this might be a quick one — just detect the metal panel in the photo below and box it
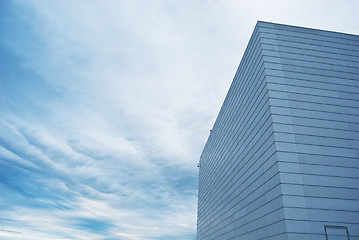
[197,21,359,240]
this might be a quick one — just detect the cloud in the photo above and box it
[0,116,197,239]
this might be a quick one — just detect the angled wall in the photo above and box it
[197,21,359,240]
[197,22,285,240]
[260,22,359,240]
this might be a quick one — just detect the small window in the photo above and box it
[324,225,350,240]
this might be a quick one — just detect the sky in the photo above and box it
[0,0,359,239]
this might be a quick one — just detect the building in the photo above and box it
[197,21,359,240]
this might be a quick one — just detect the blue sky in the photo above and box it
[0,0,358,239]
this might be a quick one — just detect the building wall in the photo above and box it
[197,23,287,240]
[197,21,359,240]
[260,22,359,240]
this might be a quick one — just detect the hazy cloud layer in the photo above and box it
[1,0,358,239]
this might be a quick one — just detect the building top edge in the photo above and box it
[256,20,359,39]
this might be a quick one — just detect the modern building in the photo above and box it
[197,21,359,240]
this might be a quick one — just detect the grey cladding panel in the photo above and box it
[197,21,359,240]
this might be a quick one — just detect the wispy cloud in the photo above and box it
[0,115,197,239]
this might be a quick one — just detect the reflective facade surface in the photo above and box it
[197,22,359,240]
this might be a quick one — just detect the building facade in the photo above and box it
[197,22,359,240]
